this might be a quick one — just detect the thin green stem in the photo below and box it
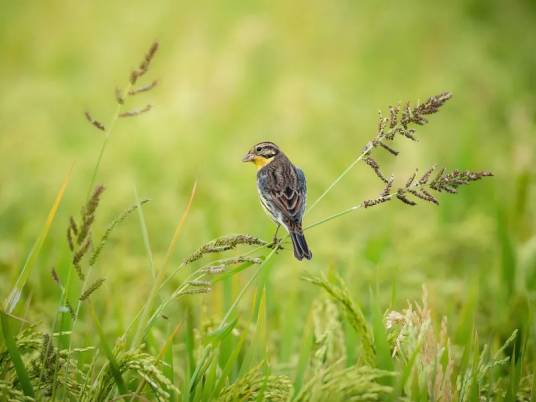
[304,205,363,232]
[160,242,270,291]
[212,192,397,332]
[131,181,197,349]
[140,244,269,338]
[213,201,373,330]
[123,241,271,341]
[306,147,370,215]
[134,185,155,280]
[85,84,131,200]
[217,247,278,329]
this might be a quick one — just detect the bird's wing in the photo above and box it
[259,166,306,226]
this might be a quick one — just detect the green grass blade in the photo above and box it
[240,288,267,376]
[132,322,182,401]
[497,207,516,297]
[199,354,219,402]
[292,311,313,397]
[505,341,522,402]
[302,272,375,366]
[4,167,72,313]
[213,335,246,397]
[369,288,394,372]
[391,338,422,400]
[88,302,128,396]
[163,322,181,402]
[132,181,197,348]
[0,310,35,398]
[530,358,536,402]
[207,317,238,344]
[134,185,155,280]
[220,273,234,369]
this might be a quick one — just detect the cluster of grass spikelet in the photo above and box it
[0,276,526,401]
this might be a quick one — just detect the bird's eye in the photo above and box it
[255,146,262,153]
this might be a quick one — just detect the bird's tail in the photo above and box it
[289,226,312,261]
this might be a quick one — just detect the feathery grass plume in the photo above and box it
[217,363,292,402]
[430,169,493,193]
[66,184,105,279]
[197,256,263,276]
[119,104,152,118]
[129,80,158,95]
[0,326,41,377]
[50,268,61,288]
[385,287,454,401]
[89,199,150,265]
[456,330,518,402]
[129,41,159,85]
[175,287,212,296]
[355,92,492,209]
[91,341,178,402]
[0,380,34,401]
[187,280,211,287]
[364,157,389,183]
[294,362,393,402]
[306,91,492,233]
[72,246,89,280]
[302,272,375,366]
[66,217,77,252]
[77,185,105,244]
[219,256,263,266]
[72,238,91,267]
[363,168,493,209]
[114,87,125,104]
[183,234,267,265]
[384,288,520,401]
[311,298,346,370]
[79,278,105,301]
[364,92,452,159]
[34,334,58,397]
[84,111,105,131]
[0,326,85,399]
[86,41,160,202]
[202,265,226,274]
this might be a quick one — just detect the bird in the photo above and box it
[242,141,312,261]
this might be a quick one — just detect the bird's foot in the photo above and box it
[268,237,284,252]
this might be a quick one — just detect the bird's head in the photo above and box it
[242,142,281,169]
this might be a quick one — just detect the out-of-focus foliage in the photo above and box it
[0,0,535,400]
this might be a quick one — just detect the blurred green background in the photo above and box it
[1,0,535,371]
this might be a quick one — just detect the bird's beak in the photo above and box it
[242,152,254,163]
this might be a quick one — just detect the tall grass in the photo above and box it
[0,39,533,402]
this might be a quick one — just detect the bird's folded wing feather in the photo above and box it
[259,167,306,224]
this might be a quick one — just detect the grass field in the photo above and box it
[1,0,536,400]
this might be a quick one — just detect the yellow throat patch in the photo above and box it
[253,156,274,170]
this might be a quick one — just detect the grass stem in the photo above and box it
[306,151,368,215]
[85,85,131,201]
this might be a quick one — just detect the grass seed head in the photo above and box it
[79,278,105,301]
[129,41,159,84]
[84,111,105,131]
[183,234,267,265]
[119,104,152,118]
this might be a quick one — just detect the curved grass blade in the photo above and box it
[4,167,72,313]
[88,302,128,396]
[131,321,182,401]
[134,185,155,279]
[132,181,197,348]
[302,272,376,366]
[0,311,35,398]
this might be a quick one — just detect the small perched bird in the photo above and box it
[242,142,312,260]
